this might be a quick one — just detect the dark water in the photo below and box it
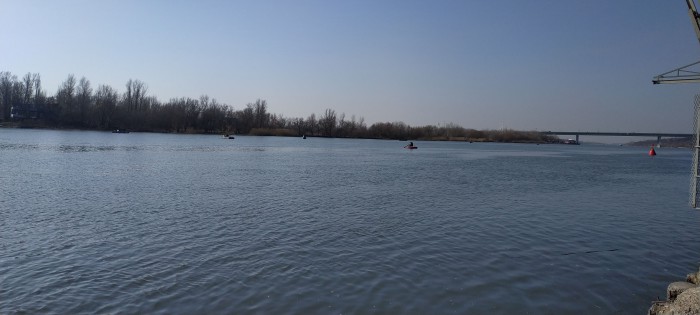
[2,129,699,314]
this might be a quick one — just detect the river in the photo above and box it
[1,128,699,314]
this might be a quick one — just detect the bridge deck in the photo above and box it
[541,131,692,137]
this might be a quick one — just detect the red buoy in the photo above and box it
[649,146,656,157]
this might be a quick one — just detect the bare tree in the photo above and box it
[291,117,305,136]
[76,77,93,126]
[124,79,148,111]
[57,74,77,124]
[200,95,210,108]
[236,104,255,133]
[32,73,44,104]
[0,72,17,120]
[95,84,118,129]
[319,108,337,137]
[252,99,268,128]
[306,113,317,136]
[21,73,34,104]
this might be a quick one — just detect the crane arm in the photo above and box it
[653,60,700,84]
[653,0,700,84]
[687,0,700,45]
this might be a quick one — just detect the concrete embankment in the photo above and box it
[649,267,700,314]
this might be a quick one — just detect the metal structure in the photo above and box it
[653,1,700,84]
[655,0,700,208]
[692,96,700,208]
[541,131,692,146]
[652,60,700,84]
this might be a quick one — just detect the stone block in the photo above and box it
[688,271,700,285]
[668,281,697,301]
[650,287,700,315]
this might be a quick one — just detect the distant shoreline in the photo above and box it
[626,137,693,148]
[3,123,690,147]
[0,122,570,144]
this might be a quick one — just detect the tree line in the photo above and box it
[0,71,559,143]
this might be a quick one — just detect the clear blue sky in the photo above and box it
[2,0,699,132]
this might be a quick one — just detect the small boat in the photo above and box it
[563,139,579,145]
[223,134,235,139]
[405,146,418,149]
[112,129,129,133]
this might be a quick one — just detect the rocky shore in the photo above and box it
[649,267,700,314]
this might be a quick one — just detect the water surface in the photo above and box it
[1,129,699,314]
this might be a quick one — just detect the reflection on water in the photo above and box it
[1,128,699,314]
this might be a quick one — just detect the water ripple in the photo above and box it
[2,130,699,314]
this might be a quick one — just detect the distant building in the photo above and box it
[12,103,59,122]
[10,103,52,120]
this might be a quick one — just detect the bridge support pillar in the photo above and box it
[657,136,662,148]
[576,134,579,144]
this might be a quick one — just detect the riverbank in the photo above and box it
[0,122,565,144]
[649,266,700,314]
[627,137,693,148]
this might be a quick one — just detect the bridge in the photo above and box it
[540,131,693,145]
